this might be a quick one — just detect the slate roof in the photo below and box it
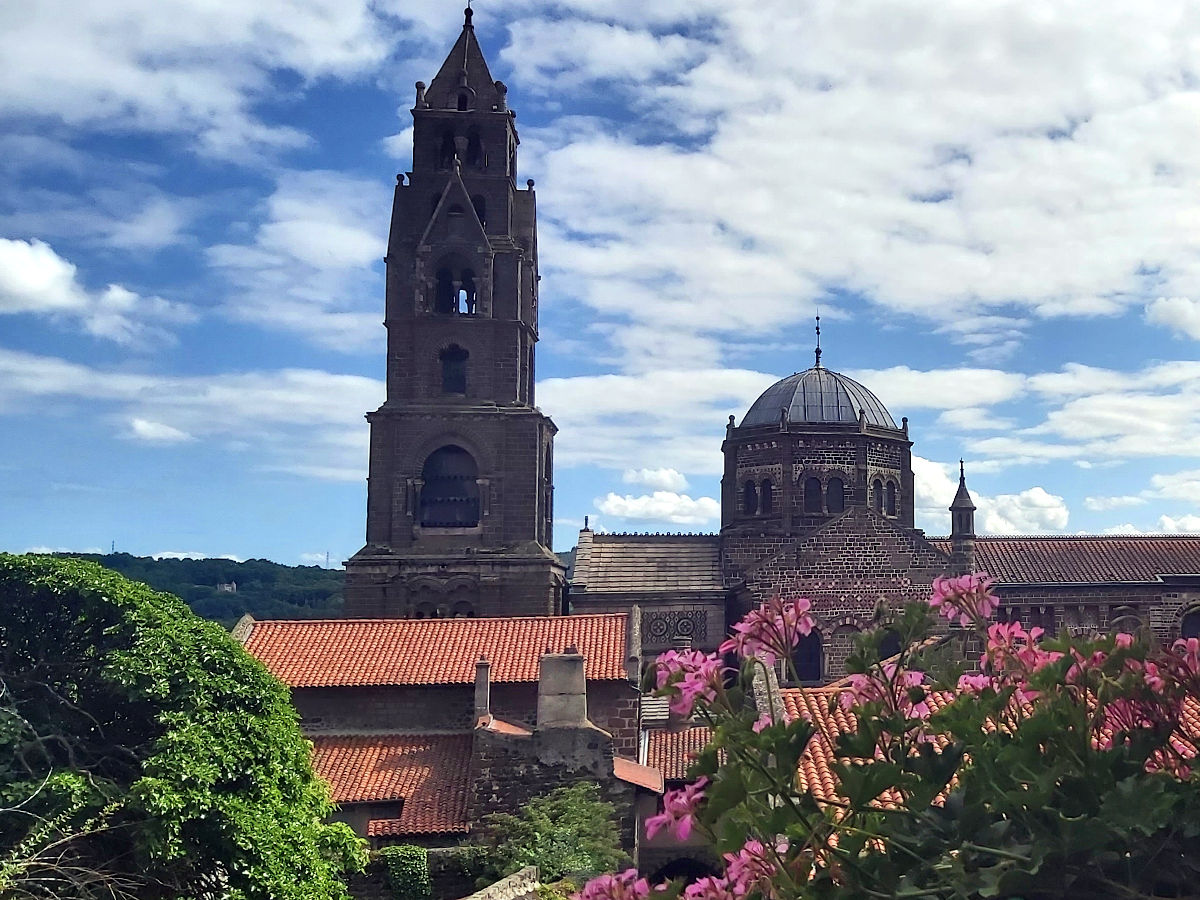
[741,366,898,429]
[645,727,714,782]
[928,536,1200,584]
[312,734,471,835]
[571,531,723,595]
[241,614,629,687]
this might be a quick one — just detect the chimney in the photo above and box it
[537,646,588,728]
[474,655,491,721]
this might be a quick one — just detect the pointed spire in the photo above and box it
[424,5,503,111]
[814,315,822,368]
[950,458,976,511]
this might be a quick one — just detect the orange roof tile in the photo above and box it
[615,757,664,793]
[646,727,714,782]
[243,614,629,687]
[311,733,470,835]
[927,536,1200,584]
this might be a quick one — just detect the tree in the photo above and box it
[0,553,366,899]
[586,579,1200,900]
[476,782,627,884]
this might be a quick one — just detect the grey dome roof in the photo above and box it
[741,366,898,429]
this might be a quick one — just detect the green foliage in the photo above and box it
[30,551,344,626]
[475,783,627,883]
[0,553,367,900]
[379,845,432,900]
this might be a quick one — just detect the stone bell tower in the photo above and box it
[344,8,564,619]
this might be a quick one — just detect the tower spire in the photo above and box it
[814,315,822,368]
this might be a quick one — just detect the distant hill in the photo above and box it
[30,552,343,626]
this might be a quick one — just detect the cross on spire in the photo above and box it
[814,315,822,368]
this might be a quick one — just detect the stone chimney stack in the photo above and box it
[474,655,491,721]
[537,646,588,728]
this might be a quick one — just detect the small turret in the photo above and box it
[949,459,976,574]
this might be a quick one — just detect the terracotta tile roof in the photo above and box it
[646,727,714,782]
[927,536,1200,584]
[311,733,470,835]
[242,614,629,687]
[572,531,723,595]
[614,756,664,793]
[648,691,1200,806]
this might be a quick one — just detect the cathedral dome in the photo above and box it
[741,366,898,429]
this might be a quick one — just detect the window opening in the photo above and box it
[457,92,469,111]
[886,482,897,516]
[743,481,758,516]
[879,629,902,660]
[471,194,487,227]
[803,476,822,514]
[1183,609,1200,640]
[873,479,884,513]
[466,132,483,167]
[826,477,845,514]
[439,131,456,168]
[760,480,773,514]
[419,446,480,527]
[440,345,468,394]
[792,632,823,683]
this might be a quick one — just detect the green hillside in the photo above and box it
[30,553,343,626]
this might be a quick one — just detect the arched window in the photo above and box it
[743,481,758,516]
[451,601,474,618]
[414,601,437,619]
[440,345,468,394]
[760,480,773,514]
[804,477,822,513]
[1111,605,1142,635]
[471,194,487,227]
[439,131,456,168]
[879,629,902,660]
[526,345,535,403]
[458,268,477,314]
[419,446,480,527]
[792,632,823,683]
[434,268,455,314]
[466,131,483,167]
[544,444,552,482]
[1183,609,1200,640]
[886,482,897,516]
[457,92,469,111]
[826,478,845,514]
[873,479,884,513]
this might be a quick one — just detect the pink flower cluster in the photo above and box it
[644,778,709,841]
[577,870,650,900]
[929,572,999,626]
[723,838,788,899]
[654,649,723,717]
[719,596,816,664]
[840,661,932,721]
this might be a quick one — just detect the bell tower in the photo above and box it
[344,8,564,619]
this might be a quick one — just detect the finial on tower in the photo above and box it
[814,315,822,368]
[464,3,473,27]
[959,458,965,482]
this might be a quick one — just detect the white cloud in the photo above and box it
[911,455,956,534]
[0,348,382,481]
[1102,524,1145,535]
[981,487,1069,534]
[1146,297,1200,340]
[128,418,194,444]
[298,551,340,567]
[847,367,1025,411]
[595,491,720,525]
[0,0,393,158]
[209,170,388,350]
[1158,514,1200,534]
[0,238,193,344]
[1149,469,1200,504]
[1084,495,1146,511]
[152,551,245,562]
[622,467,689,491]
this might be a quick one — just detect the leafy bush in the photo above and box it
[475,782,626,883]
[379,845,433,900]
[586,578,1200,900]
[0,553,366,899]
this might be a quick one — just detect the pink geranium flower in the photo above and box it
[577,870,651,900]
[644,777,709,841]
[719,596,816,664]
[929,572,999,626]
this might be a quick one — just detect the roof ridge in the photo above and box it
[935,534,1200,541]
[253,612,629,625]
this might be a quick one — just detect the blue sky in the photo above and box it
[3,0,1200,566]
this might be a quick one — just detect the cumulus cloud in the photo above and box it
[208,170,388,350]
[0,348,382,481]
[0,0,394,158]
[1158,514,1200,534]
[981,487,1070,534]
[622,467,689,491]
[0,238,193,344]
[595,491,720,525]
[1146,297,1200,340]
